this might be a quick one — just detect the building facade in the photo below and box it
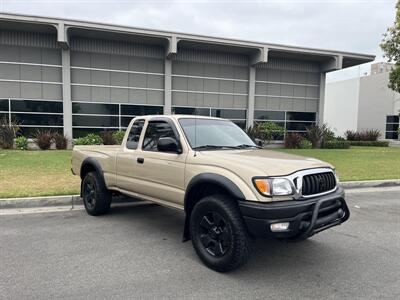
[325,62,400,139]
[0,13,374,141]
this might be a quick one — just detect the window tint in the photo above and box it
[211,109,246,119]
[254,110,285,121]
[0,99,9,112]
[387,115,399,123]
[126,120,145,150]
[172,107,210,116]
[142,121,177,152]
[121,105,163,116]
[72,102,119,115]
[11,100,63,113]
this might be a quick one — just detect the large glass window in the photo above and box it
[211,109,246,119]
[71,102,163,138]
[72,102,118,115]
[142,121,178,152]
[121,105,163,116]
[254,110,317,140]
[12,100,63,113]
[172,107,210,116]
[2,99,64,137]
[386,115,399,140]
[0,99,9,112]
[254,110,285,121]
[72,115,119,127]
[12,113,63,126]
[126,119,145,150]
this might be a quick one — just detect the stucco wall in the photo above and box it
[324,77,359,136]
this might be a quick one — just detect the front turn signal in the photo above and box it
[254,178,271,196]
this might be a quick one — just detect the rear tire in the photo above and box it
[190,194,251,272]
[82,171,111,216]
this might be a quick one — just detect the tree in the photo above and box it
[381,1,400,93]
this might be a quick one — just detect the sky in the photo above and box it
[0,0,397,82]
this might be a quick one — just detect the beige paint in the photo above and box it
[72,115,333,209]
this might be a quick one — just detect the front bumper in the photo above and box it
[239,187,349,240]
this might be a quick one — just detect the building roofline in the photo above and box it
[0,11,375,65]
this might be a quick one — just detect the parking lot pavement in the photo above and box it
[1,187,399,299]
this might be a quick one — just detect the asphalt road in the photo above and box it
[1,187,399,299]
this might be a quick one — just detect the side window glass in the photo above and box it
[142,121,177,152]
[126,120,144,150]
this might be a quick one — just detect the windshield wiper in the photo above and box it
[192,145,237,150]
[231,144,261,149]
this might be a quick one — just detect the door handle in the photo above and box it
[137,157,144,164]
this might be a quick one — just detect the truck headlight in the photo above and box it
[253,178,294,196]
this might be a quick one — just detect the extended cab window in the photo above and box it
[126,120,144,150]
[142,121,177,151]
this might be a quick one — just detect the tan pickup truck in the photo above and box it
[71,115,349,272]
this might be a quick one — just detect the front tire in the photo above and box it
[82,172,111,216]
[190,194,251,272]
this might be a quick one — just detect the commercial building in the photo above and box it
[325,62,400,139]
[0,13,374,141]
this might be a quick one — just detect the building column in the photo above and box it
[164,58,172,115]
[61,48,73,147]
[246,66,256,129]
[318,72,326,124]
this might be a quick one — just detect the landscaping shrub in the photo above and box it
[259,122,285,144]
[34,130,52,150]
[305,123,333,148]
[74,133,103,146]
[284,133,303,149]
[322,140,351,149]
[246,124,263,141]
[299,139,313,149]
[0,117,19,149]
[100,131,116,145]
[113,131,126,144]
[349,141,389,147]
[53,133,69,149]
[15,136,28,150]
[345,129,381,141]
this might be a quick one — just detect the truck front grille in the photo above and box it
[302,172,336,196]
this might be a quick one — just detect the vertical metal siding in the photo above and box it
[0,30,59,48]
[257,58,320,72]
[174,48,249,66]
[70,37,164,59]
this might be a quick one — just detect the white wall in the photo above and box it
[324,77,360,137]
[358,72,398,137]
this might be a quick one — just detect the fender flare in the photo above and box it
[184,173,246,211]
[182,173,246,242]
[80,157,106,197]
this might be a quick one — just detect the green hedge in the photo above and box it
[322,141,351,149]
[349,141,389,147]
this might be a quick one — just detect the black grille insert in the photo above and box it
[302,172,336,196]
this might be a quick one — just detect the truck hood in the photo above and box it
[197,149,332,176]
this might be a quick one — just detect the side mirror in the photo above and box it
[157,137,182,154]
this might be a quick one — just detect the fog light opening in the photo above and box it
[270,222,290,232]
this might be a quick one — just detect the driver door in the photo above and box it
[133,118,187,206]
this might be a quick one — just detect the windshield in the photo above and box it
[179,118,256,150]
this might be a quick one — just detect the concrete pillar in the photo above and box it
[61,48,73,146]
[318,73,326,124]
[164,58,172,115]
[246,66,256,129]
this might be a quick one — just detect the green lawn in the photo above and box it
[0,150,80,199]
[0,147,399,199]
[275,147,400,182]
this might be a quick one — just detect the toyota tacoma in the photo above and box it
[71,115,349,272]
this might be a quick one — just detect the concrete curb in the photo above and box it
[340,179,400,189]
[0,194,139,209]
[1,179,399,209]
